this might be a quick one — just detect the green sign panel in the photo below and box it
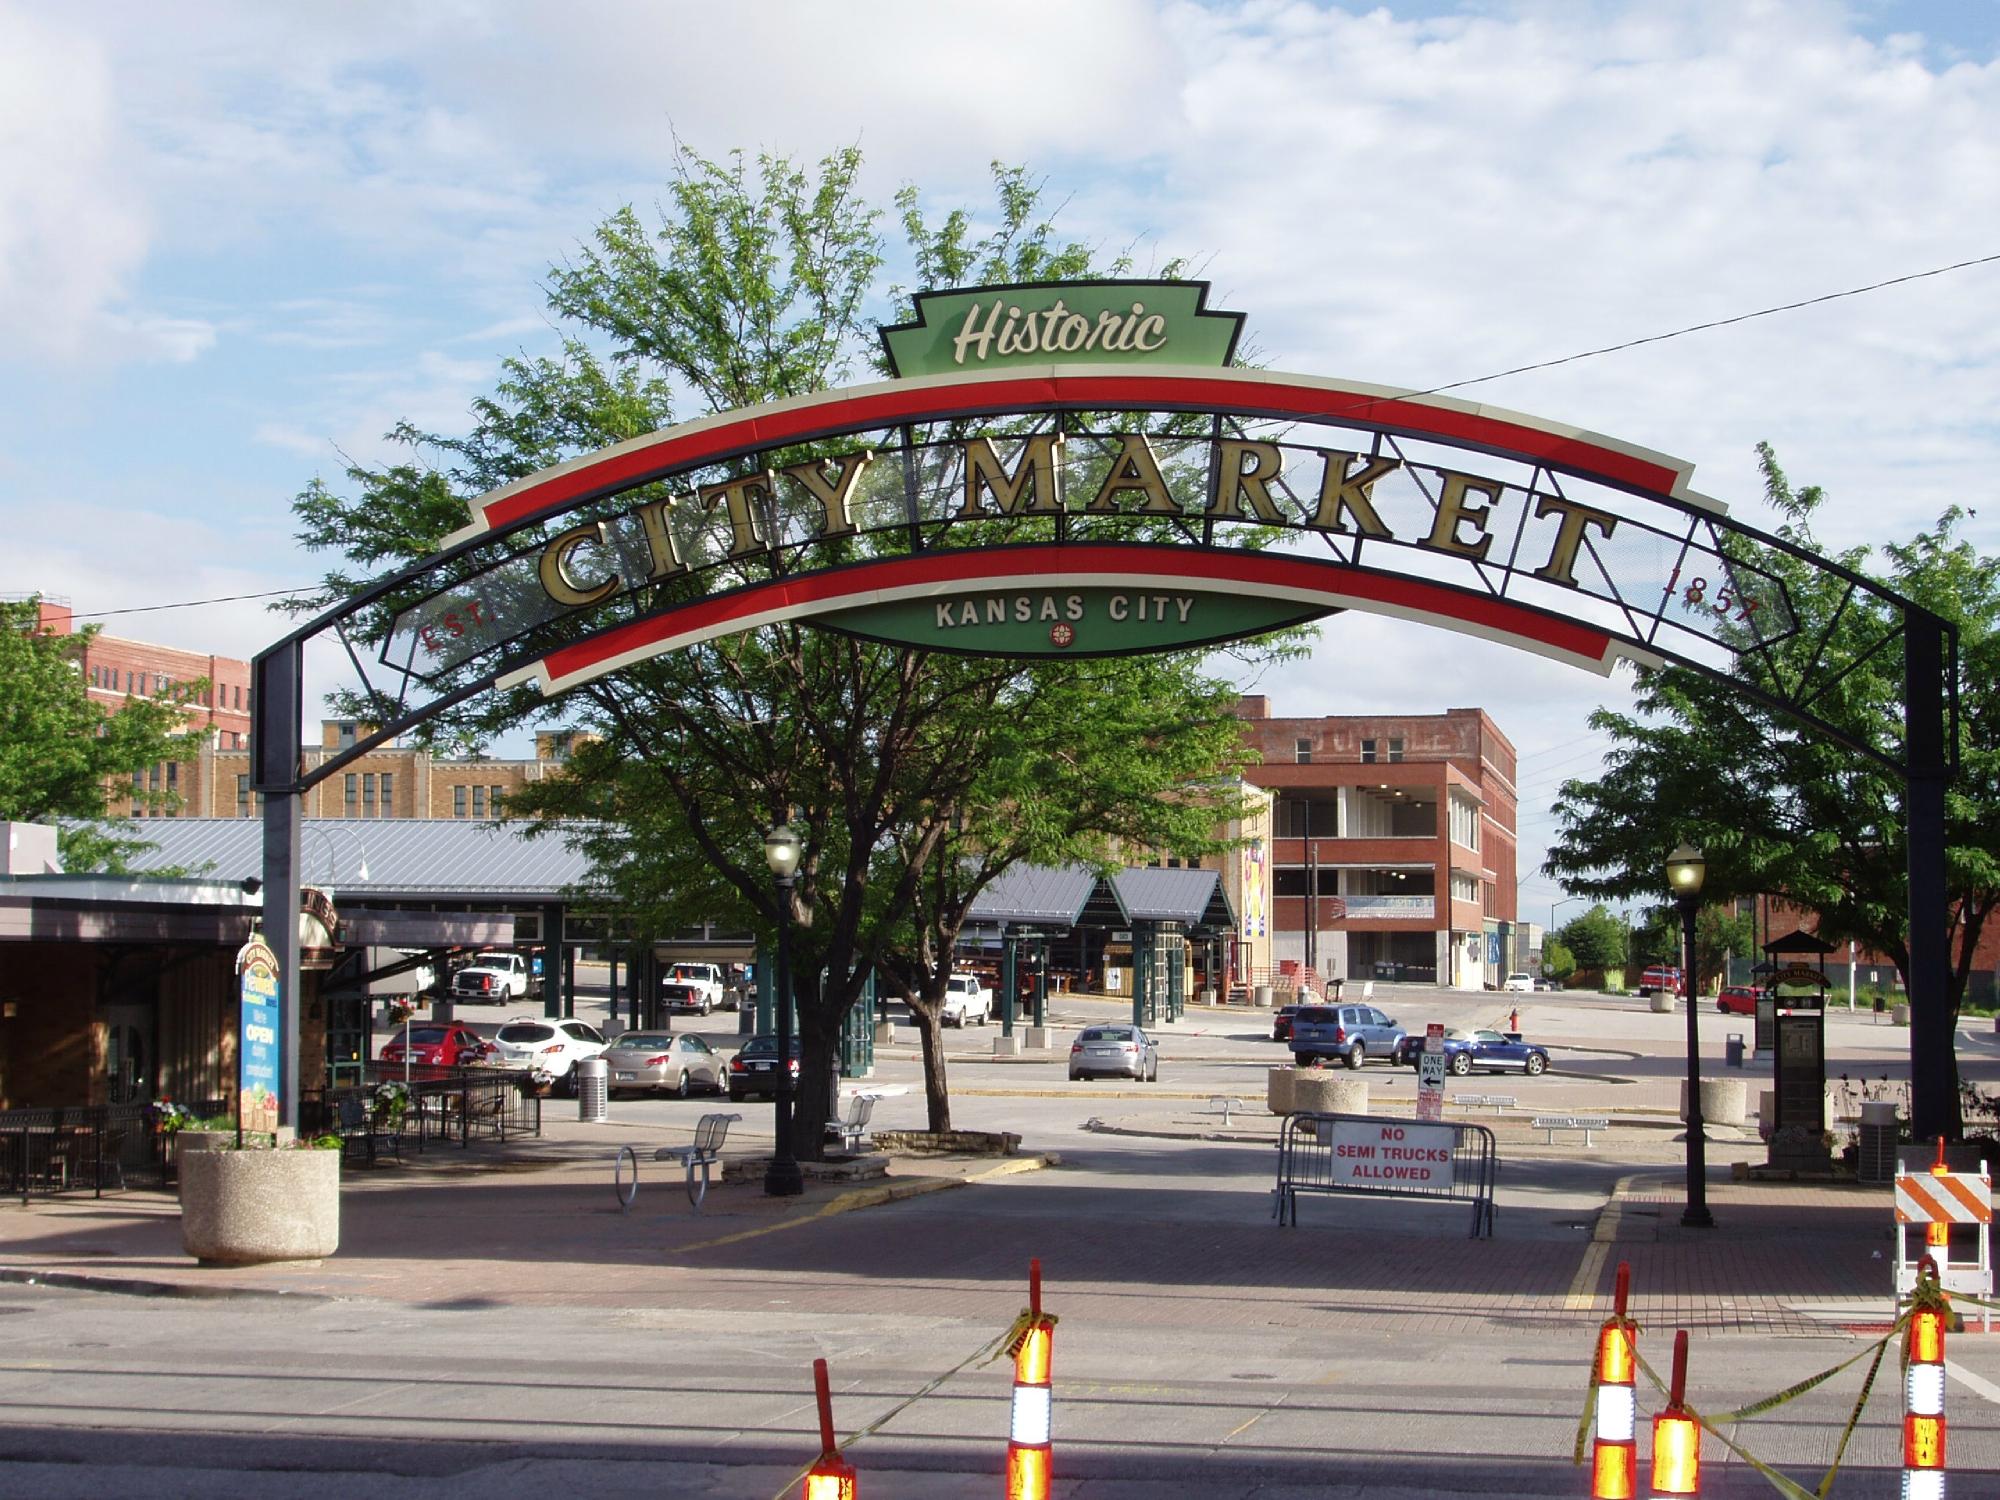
[880,280,1244,379]
[819,584,1326,657]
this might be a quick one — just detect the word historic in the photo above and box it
[529,432,1619,612]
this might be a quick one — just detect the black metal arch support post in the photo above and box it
[251,640,305,1133]
[1905,614,1953,1143]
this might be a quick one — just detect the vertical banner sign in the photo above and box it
[1417,1022,1447,1121]
[237,931,281,1135]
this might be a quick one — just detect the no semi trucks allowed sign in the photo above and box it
[1316,1119,1454,1190]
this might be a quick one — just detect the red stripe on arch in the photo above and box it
[472,371,1688,535]
[530,546,1617,692]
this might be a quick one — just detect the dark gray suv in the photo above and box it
[1288,1003,1407,1069]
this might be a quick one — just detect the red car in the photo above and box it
[381,1023,493,1068]
[1716,985,1761,1016]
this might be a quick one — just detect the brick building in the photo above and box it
[1233,697,1519,991]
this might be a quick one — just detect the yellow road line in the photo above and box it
[1564,1171,1647,1312]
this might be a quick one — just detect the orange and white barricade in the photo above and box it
[1005,1259,1055,1500]
[1895,1143,1992,1332]
[1904,1259,1949,1500]
[1590,1262,1639,1500]
[1648,1329,1700,1499]
[802,1357,858,1500]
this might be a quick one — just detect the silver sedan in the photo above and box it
[605,1033,728,1099]
[1068,1025,1159,1082]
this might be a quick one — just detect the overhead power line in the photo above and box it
[67,586,315,620]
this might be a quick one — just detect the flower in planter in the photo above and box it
[151,1099,193,1134]
[383,1001,415,1027]
[371,1082,410,1128]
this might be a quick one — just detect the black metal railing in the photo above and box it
[0,1102,199,1201]
[308,1067,543,1154]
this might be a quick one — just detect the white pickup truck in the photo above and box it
[667,962,728,1010]
[941,972,993,1027]
[452,951,531,1001]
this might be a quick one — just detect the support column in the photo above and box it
[1001,931,1018,1037]
[542,904,566,1019]
[563,941,576,1020]
[1905,614,1954,1141]
[251,639,303,1133]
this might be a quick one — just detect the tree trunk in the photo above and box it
[794,1024,836,1164]
[912,1003,951,1132]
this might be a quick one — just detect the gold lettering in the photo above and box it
[537,521,621,607]
[1206,440,1286,523]
[780,450,873,539]
[1309,451,1399,536]
[1529,494,1619,587]
[699,471,776,558]
[1088,434,1179,513]
[637,498,689,580]
[960,434,1064,517]
[1424,470,1501,561]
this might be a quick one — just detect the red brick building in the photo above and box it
[1234,698,1519,990]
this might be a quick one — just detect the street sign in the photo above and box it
[1416,1022,1446,1121]
[1315,1119,1455,1191]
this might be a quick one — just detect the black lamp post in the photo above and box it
[1666,842,1715,1229]
[763,822,805,1198]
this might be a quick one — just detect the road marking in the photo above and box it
[1563,1171,1647,1311]
[1949,1359,2000,1407]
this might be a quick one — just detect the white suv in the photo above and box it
[1502,973,1535,993]
[488,1017,608,1089]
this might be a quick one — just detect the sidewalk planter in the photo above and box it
[1680,1078,1748,1128]
[1893,1003,1911,1026]
[1292,1073,1367,1115]
[1252,985,1275,1009]
[1648,992,1676,1014]
[180,1147,340,1265]
[1266,1067,1296,1116]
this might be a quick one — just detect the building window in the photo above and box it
[362,772,377,817]
[237,775,250,817]
[1361,738,1377,763]
[472,786,487,818]
[490,784,504,815]
[453,785,467,818]
[344,773,358,816]
[337,722,357,750]
[1388,736,1404,763]
[380,772,394,815]
[131,770,144,817]
[1294,737,1312,765]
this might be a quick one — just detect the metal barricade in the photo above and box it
[1275,1110,1499,1238]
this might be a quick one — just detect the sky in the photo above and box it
[3,0,1998,925]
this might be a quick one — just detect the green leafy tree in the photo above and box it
[289,149,1294,1153]
[0,598,197,870]
[1544,448,2000,1136]
[1540,937,1576,985]
[1558,904,1628,971]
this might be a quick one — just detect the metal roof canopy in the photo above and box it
[967,864,1236,934]
[1112,867,1235,930]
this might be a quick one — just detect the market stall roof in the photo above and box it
[966,864,1100,928]
[104,818,599,903]
[1763,927,1838,955]
[1111,867,1236,931]
[967,863,1236,933]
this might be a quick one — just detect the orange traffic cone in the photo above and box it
[802,1357,857,1500]
[1591,1262,1638,1500]
[1005,1259,1055,1500]
[1904,1257,1948,1500]
[1648,1330,1700,1498]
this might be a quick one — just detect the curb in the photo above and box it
[820,1153,1059,1216]
[0,1265,339,1306]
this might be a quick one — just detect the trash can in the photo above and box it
[1858,1100,1898,1185]
[576,1056,609,1123]
[1725,1033,1745,1068]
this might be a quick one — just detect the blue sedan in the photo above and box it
[1399,1028,1551,1076]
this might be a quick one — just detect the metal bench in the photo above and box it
[1456,1094,1517,1111]
[826,1093,878,1155]
[1531,1114,1610,1146]
[655,1111,741,1210]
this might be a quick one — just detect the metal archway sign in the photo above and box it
[252,279,1956,1135]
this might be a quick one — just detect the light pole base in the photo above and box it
[764,1156,805,1197]
[1680,1204,1716,1229]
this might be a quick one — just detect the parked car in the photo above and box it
[486,1017,608,1088]
[452,951,531,1001]
[1502,973,1535,993]
[941,972,993,1027]
[380,1023,493,1069]
[666,962,727,1009]
[660,980,714,1017]
[1271,1004,1304,1042]
[1289,1004,1406,1069]
[1717,984,1761,1016]
[605,1031,727,1098]
[1636,965,1685,997]
[728,1034,802,1101]
[1068,1025,1158,1082]
[1399,1027,1551,1076]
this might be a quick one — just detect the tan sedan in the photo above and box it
[604,1032,728,1099]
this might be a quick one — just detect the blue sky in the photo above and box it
[3,0,1997,921]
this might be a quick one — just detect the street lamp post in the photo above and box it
[1666,843,1715,1229]
[763,823,805,1198]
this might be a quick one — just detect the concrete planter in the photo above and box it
[1648,993,1676,1014]
[1893,1003,1912,1026]
[180,1147,340,1265]
[1679,1078,1748,1128]
[1292,1073,1368,1115]
[1252,985,1275,1009]
[1266,1067,1296,1116]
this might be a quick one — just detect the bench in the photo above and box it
[655,1111,741,1210]
[335,1094,403,1167]
[1456,1094,1517,1111]
[826,1093,878,1155]
[1209,1096,1241,1127]
[1531,1114,1610,1146]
